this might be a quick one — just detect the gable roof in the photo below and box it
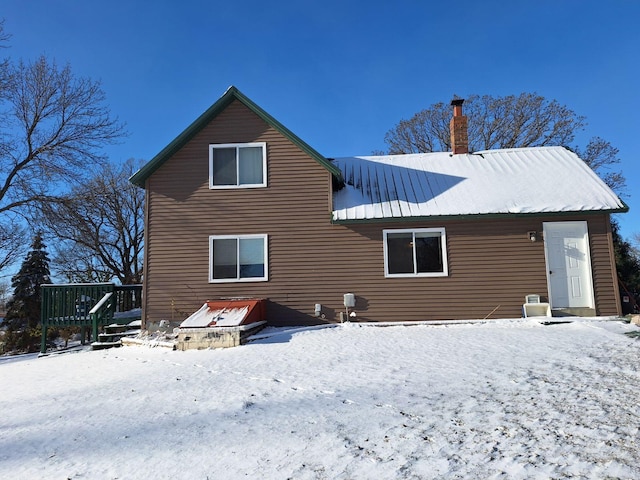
[130,86,342,187]
[331,146,627,222]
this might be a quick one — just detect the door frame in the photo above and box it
[542,221,595,310]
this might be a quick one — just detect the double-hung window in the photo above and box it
[209,234,268,282]
[209,142,267,188]
[383,228,448,277]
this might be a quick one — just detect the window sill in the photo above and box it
[384,273,448,278]
[209,278,269,284]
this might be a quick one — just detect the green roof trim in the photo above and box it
[331,206,629,225]
[130,86,342,187]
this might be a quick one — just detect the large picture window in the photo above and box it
[383,228,448,277]
[209,234,268,282]
[209,142,266,188]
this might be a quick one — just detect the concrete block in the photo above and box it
[176,322,266,350]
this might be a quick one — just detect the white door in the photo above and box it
[543,221,595,309]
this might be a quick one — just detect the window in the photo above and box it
[209,142,267,188]
[209,235,268,282]
[383,228,448,277]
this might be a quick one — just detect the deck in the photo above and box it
[40,283,142,354]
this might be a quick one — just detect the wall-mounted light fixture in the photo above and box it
[528,231,538,242]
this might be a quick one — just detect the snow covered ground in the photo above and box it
[1,318,639,479]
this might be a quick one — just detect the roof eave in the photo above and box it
[130,86,342,188]
[331,208,629,225]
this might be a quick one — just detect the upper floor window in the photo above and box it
[209,142,267,188]
[383,228,448,277]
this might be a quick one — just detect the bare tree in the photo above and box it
[574,136,626,193]
[383,93,624,193]
[41,159,144,284]
[0,220,26,274]
[0,280,9,310]
[1,56,124,211]
[0,22,27,273]
[0,23,124,276]
[0,20,10,84]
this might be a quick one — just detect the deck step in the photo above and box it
[91,341,122,350]
[92,324,141,351]
[104,323,140,334]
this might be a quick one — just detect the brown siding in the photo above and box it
[588,214,621,316]
[143,100,621,327]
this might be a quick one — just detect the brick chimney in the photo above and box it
[450,99,469,154]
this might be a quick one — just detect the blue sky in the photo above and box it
[3,0,638,239]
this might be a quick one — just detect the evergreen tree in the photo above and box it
[5,233,51,331]
[611,220,640,311]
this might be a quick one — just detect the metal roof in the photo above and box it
[331,146,627,222]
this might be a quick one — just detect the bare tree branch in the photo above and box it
[383,93,625,195]
[0,217,26,273]
[385,93,587,154]
[0,27,125,277]
[40,159,144,284]
[0,55,125,217]
[573,136,626,193]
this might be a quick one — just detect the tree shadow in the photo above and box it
[332,156,466,214]
[247,324,340,345]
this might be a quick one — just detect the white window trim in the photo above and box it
[383,228,448,278]
[209,142,267,189]
[209,234,269,283]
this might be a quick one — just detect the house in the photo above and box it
[130,87,627,329]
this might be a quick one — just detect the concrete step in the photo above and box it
[92,325,141,351]
[91,341,122,350]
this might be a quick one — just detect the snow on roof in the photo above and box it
[331,146,626,222]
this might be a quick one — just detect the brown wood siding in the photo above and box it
[588,214,621,316]
[143,100,621,327]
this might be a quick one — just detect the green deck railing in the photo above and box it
[40,283,142,354]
